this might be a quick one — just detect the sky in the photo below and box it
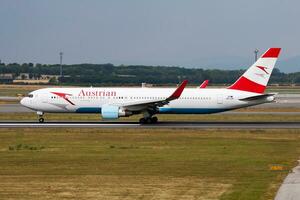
[0,0,299,72]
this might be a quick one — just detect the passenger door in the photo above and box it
[217,94,223,104]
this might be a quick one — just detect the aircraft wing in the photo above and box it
[115,80,188,112]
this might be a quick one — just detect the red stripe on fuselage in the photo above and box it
[51,92,75,105]
[228,76,266,93]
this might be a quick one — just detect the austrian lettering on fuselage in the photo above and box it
[78,90,117,97]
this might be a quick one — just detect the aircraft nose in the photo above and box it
[20,97,28,106]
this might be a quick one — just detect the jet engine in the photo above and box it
[101,104,132,119]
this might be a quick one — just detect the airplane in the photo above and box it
[20,48,281,124]
[199,80,209,88]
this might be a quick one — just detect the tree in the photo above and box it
[49,77,58,84]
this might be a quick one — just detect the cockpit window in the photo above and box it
[28,94,33,98]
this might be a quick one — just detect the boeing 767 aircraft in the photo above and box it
[21,48,281,124]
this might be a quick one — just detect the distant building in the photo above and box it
[116,74,136,78]
[1,72,70,84]
[40,74,60,80]
[141,82,153,88]
[16,73,30,80]
[13,79,50,84]
[0,73,13,83]
[13,74,61,84]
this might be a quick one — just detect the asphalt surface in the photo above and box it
[0,121,300,129]
[1,104,300,115]
[0,104,30,113]
[0,96,20,100]
[275,160,300,200]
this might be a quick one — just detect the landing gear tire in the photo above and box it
[151,116,158,123]
[139,117,158,124]
[146,118,152,124]
[139,118,146,124]
[37,111,44,123]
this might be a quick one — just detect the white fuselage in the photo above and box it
[20,87,273,115]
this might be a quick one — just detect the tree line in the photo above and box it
[0,63,299,85]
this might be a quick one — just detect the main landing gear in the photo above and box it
[37,111,44,123]
[139,116,158,124]
[139,110,158,124]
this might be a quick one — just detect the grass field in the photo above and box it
[0,85,48,96]
[0,128,299,199]
[266,87,300,94]
[0,99,20,104]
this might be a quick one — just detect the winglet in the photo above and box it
[199,80,209,88]
[168,80,188,100]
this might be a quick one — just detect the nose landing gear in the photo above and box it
[37,111,44,123]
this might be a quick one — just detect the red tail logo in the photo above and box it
[256,66,269,74]
[228,48,281,93]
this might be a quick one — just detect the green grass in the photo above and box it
[0,88,36,97]
[1,112,300,122]
[266,89,300,94]
[0,128,299,199]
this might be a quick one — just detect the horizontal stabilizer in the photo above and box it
[239,93,276,101]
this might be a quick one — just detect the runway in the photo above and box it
[1,121,300,129]
[1,104,300,115]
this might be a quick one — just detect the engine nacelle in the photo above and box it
[101,104,132,119]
